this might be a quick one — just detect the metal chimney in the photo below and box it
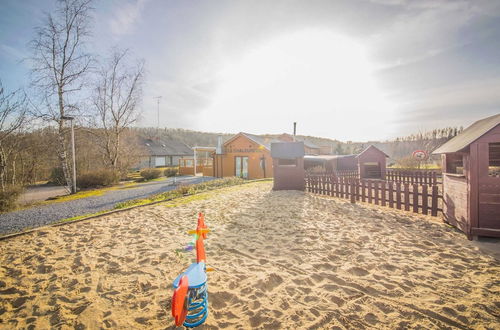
[293,122,297,141]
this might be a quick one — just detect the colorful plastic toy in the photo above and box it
[171,213,210,327]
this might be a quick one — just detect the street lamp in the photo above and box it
[61,116,76,194]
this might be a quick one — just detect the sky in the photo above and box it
[1,0,500,142]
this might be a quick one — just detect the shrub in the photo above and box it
[176,184,191,195]
[77,169,120,188]
[140,168,162,181]
[0,185,24,212]
[164,167,178,177]
[49,167,66,185]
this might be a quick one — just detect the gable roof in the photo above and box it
[140,136,192,156]
[224,132,281,150]
[271,142,305,159]
[355,145,389,158]
[432,113,500,154]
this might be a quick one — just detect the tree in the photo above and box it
[29,0,93,192]
[92,49,145,172]
[0,81,28,191]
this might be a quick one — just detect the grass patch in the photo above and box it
[57,210,109,223]
[114,177,251,210]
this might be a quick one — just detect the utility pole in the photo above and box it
[154,96,162,138]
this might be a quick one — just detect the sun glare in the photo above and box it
[202,29,394,140]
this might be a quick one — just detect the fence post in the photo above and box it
[388,182,394,208]
[422,184,428,215]
[368,181,373,204]
[361,180,366,203]
[403,183,410,211]
[381,182,386,207]
[350,180,356,203]
[412,183,419,213]
[431,185,438,216]
[396,183,402,210]
[374,181,379,205]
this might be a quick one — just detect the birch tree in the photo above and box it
[29,0,93,192]
[0,81,28,191]
[93,49,144,172]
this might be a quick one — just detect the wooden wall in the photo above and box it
[442,174,470,236]
[273,158,305,190]
[213,135,273,179]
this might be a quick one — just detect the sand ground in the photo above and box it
[0,181,499,329]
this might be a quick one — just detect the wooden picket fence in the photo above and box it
[386,169,440,185]
[333,169,359,178]
[305,174,442,216]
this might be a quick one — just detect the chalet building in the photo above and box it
[136,136,192,169]
[433,113,500,239]
[304,145,388,179]
[213,132,275,179]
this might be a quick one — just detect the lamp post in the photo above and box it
[61,116,76,194]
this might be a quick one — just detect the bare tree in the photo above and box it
[93,49,145,172]
[29,0,93,192]
[0,81,28,191]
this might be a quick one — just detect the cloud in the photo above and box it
[109,0,149,37]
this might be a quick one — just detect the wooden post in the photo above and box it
[396,183,402,210]
[368,181,373,204]
[374,181,379,205]
[361,181,366,202]
[431,185,438,216]
[388,182,394,208]
[422,184,428,215]
[403,183,409,211]
[381,182,386,207]
[350,180,356,203]
[412,183,419,213]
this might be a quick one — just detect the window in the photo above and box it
[445,153,464,175]
[278,158,297,166]
[489,142,500,177]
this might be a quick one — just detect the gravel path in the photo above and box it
[0,176,214,235]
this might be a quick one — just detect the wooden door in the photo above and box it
[477,142,500,229]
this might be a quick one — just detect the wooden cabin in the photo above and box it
[303,145,387,179]
[433,113,500,239]
[213,132,274,179]
[357,145,388,180]
[271,142,305,190]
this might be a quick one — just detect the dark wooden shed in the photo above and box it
[433,113,500,239]
[356,145,388,180]
[271,142,305,190]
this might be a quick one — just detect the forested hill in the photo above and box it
[133,126,463,162]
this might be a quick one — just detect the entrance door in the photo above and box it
[235,156,249,178]
[478,142,500,229]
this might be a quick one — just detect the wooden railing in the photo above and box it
[386,169,441,185]
[305,174,442,216]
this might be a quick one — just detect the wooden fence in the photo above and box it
[386,169,440,185]
[305,174,442,216]
[333,170,359,178]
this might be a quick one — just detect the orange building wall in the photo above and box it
[214,135,273,179]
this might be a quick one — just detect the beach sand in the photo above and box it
[0,181,498,329]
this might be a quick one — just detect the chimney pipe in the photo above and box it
[293,122,297,141]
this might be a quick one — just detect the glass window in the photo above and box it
[489,142,500,177]
[445,153,464,174]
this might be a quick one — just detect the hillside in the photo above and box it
[133,126,463,163]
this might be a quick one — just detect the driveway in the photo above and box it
[0,176,214,235]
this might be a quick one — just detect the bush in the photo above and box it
[0,185,24,212]
[49,167,66,185]
[77,169,120,188]
[164,167,178,177]
[140,168,162,181]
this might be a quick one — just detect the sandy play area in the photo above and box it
[0,181,499,329]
